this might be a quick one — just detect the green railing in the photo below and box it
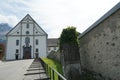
[40,58,67,80]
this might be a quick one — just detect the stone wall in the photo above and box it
[79,9,120,80]
[61,44,81,80]
[47,50,61,63]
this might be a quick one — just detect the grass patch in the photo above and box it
[42,58,63,80]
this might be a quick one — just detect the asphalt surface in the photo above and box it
[0,59,33,80]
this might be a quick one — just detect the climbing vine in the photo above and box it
[59,26,79,51]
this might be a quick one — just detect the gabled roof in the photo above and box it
[79,2,120,39]
[6,14,47,36]
[47,38,58,47]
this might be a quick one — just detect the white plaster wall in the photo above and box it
[21,23,34,35]
[34,36,47,58]
[35,24,44,35]
[6,36,20,60]
[8,23,21,36]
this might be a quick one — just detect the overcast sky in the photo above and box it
[0,0,119,38]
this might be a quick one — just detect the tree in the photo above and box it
[59,26,81,80]
[59,26,79,51]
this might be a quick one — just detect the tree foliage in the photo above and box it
[59,26,79,51]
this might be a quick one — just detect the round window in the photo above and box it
[26,31,29,35]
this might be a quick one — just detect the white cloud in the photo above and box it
[0,14,18,27]
[0,0,119,38]
[24,0,120,38]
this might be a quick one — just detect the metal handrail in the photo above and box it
[49,65,67,80]
[40,58,67,80]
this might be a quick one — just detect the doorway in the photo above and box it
[25,51,31,59]
[23,46,31,59]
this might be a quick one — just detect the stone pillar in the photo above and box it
[61,44,81,80]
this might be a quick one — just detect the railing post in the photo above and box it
[49,67,51,79]
[52,70,54,80]
[46,64,48,73]
[47,64,49,76]
[58,76,61,80]
[50,68,52,80]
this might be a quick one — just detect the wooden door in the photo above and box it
[23,46,31,59]
[25,51,31,59]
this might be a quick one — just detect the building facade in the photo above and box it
[6,14,47,60]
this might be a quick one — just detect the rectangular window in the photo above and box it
[36,39,38,45]
[26,23,29,28]
[16,40,19,46]
[36,48,38,52]
[16,49,19,53]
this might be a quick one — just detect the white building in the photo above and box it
[47,38,59,54]
[6,14,48,60]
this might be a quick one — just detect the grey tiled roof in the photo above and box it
[79,2,120,39]
[47,38,58,47]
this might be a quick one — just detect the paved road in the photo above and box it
[0,59,33,80]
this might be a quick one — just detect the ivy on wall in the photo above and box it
[59,26,79,51]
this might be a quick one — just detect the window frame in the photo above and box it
[36,39,38,45]
[16,40,19,46]
[36,48,38,52]
[26,23,29,28]
[16,49,19,53]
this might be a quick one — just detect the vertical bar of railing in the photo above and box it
[52,70,54,80]
[43,62,45,70]
[47,64,49,76]
[49,67,51,79]
[40,58,67,80]
[50,68,52,80]
[58,76,61,80]
[46,64,48,74]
